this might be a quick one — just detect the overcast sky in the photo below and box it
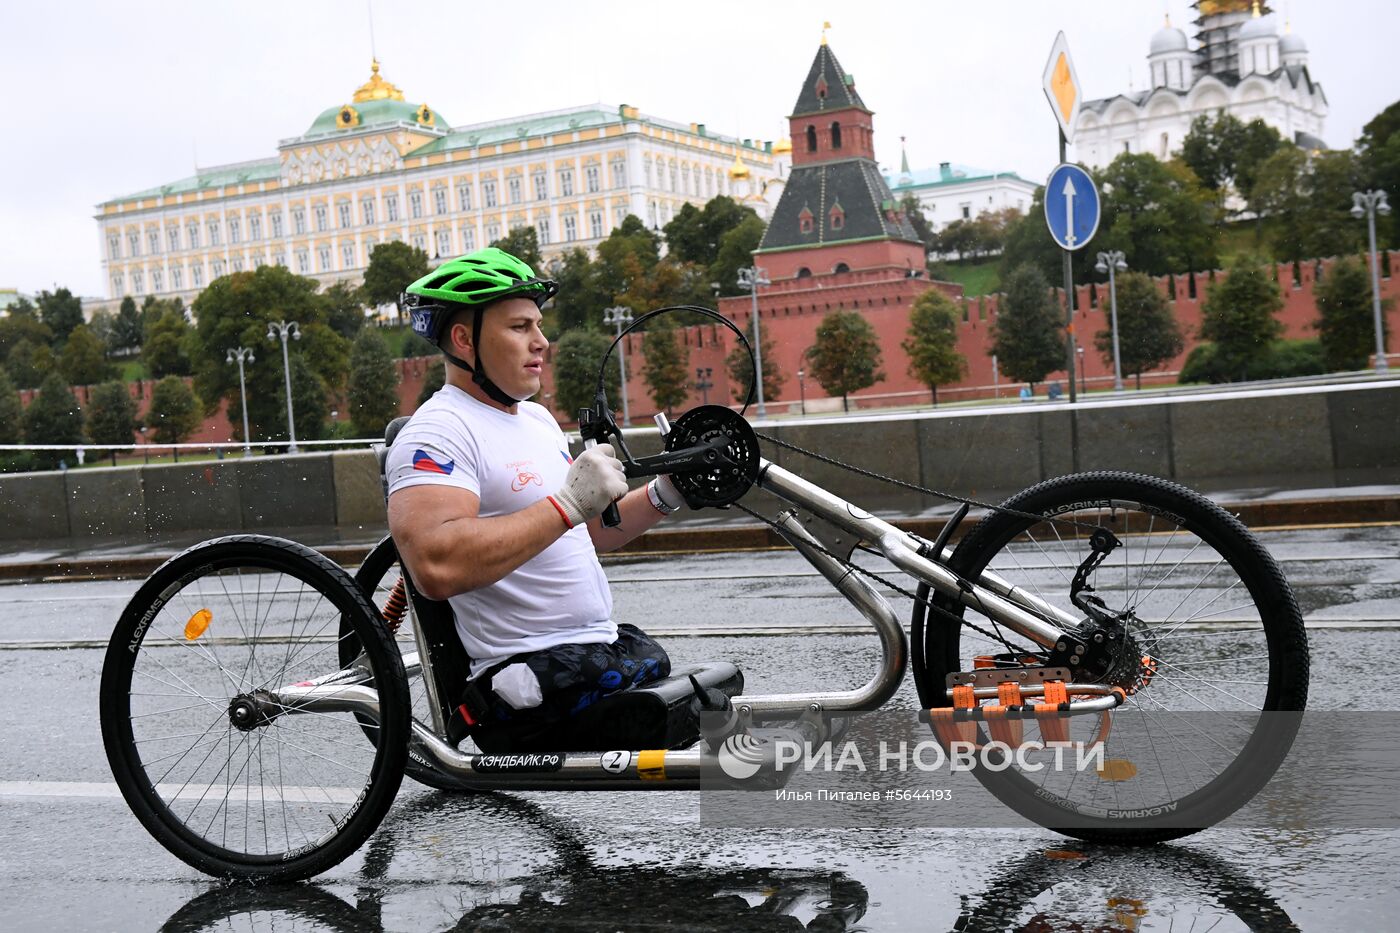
[2,0,1394,299]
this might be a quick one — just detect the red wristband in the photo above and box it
[545,495,574,529]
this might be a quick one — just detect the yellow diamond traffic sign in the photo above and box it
[1042,31,1083,142]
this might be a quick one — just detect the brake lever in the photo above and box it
[578,405,622,528]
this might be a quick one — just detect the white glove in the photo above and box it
[550,444,629,527]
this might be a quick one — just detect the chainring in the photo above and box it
[664,405,761,508]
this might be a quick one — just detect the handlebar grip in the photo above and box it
[583,436,623,528]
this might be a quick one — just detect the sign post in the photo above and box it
[1042,32,1088,402]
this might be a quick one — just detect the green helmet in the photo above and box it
[403,247,557,344]
[400,247,558,406]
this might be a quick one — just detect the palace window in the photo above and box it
[644,159,652,187]
[611,160,626,189]
[313,205,327,232]
[270,212,283,238]
[563,214,577,241]
[589,210,603,239]
[112,273,124,294]
[670,164,678,191]
[171,267,183,290]
[273,252,286,267]
[292,208,306,234]
[295,250,309,274]
[187,223,200,248]
[384,194,399,222]
[248,214,261,240]
[830,122,842,149]
[148,230,160,255]
[615,204,629,228]
[108,234,121,259]
[208,221,221,246]
[508,175,522,204]
[409,191,423,219]
[128,232,140,256]
[960,203,971,220]
[433,186,448,215]
[228,218,241,244]
[211,259,225,278]
[806,126,817,152]
[559,169,574,197]
[485,221,501,242]
[253,256,264,269]
[342,244,356,268]
[533,171,547,201]
[458,183,472,212]
[585,165,600,193]
[435,229,451,256]
[462,226,476,250]
[483,179,498,207]
[537,216,551,245]
[317,246,331,272]
[151,269,164,292]
[192,264,205,287]
[361,197,376,225]
[231,257,244,273]
[132,271,144,295]
[338,202,352,228]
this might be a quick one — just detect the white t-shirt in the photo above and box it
[385,384,616,676]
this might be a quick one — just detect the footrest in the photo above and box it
[919,676,1125,751]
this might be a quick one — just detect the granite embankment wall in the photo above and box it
[3,381,1396,549]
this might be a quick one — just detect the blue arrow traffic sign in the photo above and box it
[1043,163,1100,251]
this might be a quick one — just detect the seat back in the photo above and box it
[378,415,412,498]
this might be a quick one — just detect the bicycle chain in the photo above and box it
[755,431,1107,534]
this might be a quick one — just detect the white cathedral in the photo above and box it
[1072,1,1327,169]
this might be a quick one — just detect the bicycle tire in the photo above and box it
[347,535,476,792]
[100,535,410,881]
[921,471,1309,843]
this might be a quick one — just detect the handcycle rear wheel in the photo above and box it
[100,535,410,881]
[920,471,1309,842]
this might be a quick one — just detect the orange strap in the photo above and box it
[1034,680,1071,745]
[986,682,1024,747]
[930,684,977,749]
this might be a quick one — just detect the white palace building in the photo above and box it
[1072,1,1328,168]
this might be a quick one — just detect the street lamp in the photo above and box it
[225,346,255,456]
[1076,345,1086,395]
[737,265,771,417]
[1094,250,1129,391]
[694,367,714,406]
[1352,190,1392,373]
[797,368,806,415]
[602,306,633,426]
[266,320,301,453]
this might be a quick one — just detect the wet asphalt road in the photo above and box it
[2,525,1398,931]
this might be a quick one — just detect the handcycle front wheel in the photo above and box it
[920,471,1309,843]
[100,535,411,881]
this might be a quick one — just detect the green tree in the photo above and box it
[999,186,1074,286]
[0,369,21,445]
[725,331,785,404]
[111,295,144,352]
[347,328,401,437]
[1093,272,1184,389]
[1180,113,1283,209]
[900,194,936,253]
[1358,99,1400,247]
[990,263,1066,387]
[550,329,619,421]
[663,203,708,265]
[595,215,662,300]
[188,265,350,444]
[417,358,446,407]
[142,306,194,377]
[146,376,202,445]
[902,288,967,405]
[709,215,768,299]
[1199,258,1284,381]
[549,248,610,334]
[362,241,431,309]
[640,319,690,415]
[22,372,84,468]
[804,310,884,412]
[1316,256,1388,370]
[488,225,543,270]
[321,281,366,339]
[36,288,84,345]
[5,338,53,389]
[1251,147,1364,263]
[0,298,53,363]
[86,380,138,452]
[1096,153,1218,276]
[59,325,116,385]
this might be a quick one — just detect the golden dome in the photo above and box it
[728,152,751,180]
[772,136,792,154]
[353,59,405,103]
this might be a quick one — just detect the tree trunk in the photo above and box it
[1135,372,1142,390]
[842,393,849,412]
[931,386,938,407]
